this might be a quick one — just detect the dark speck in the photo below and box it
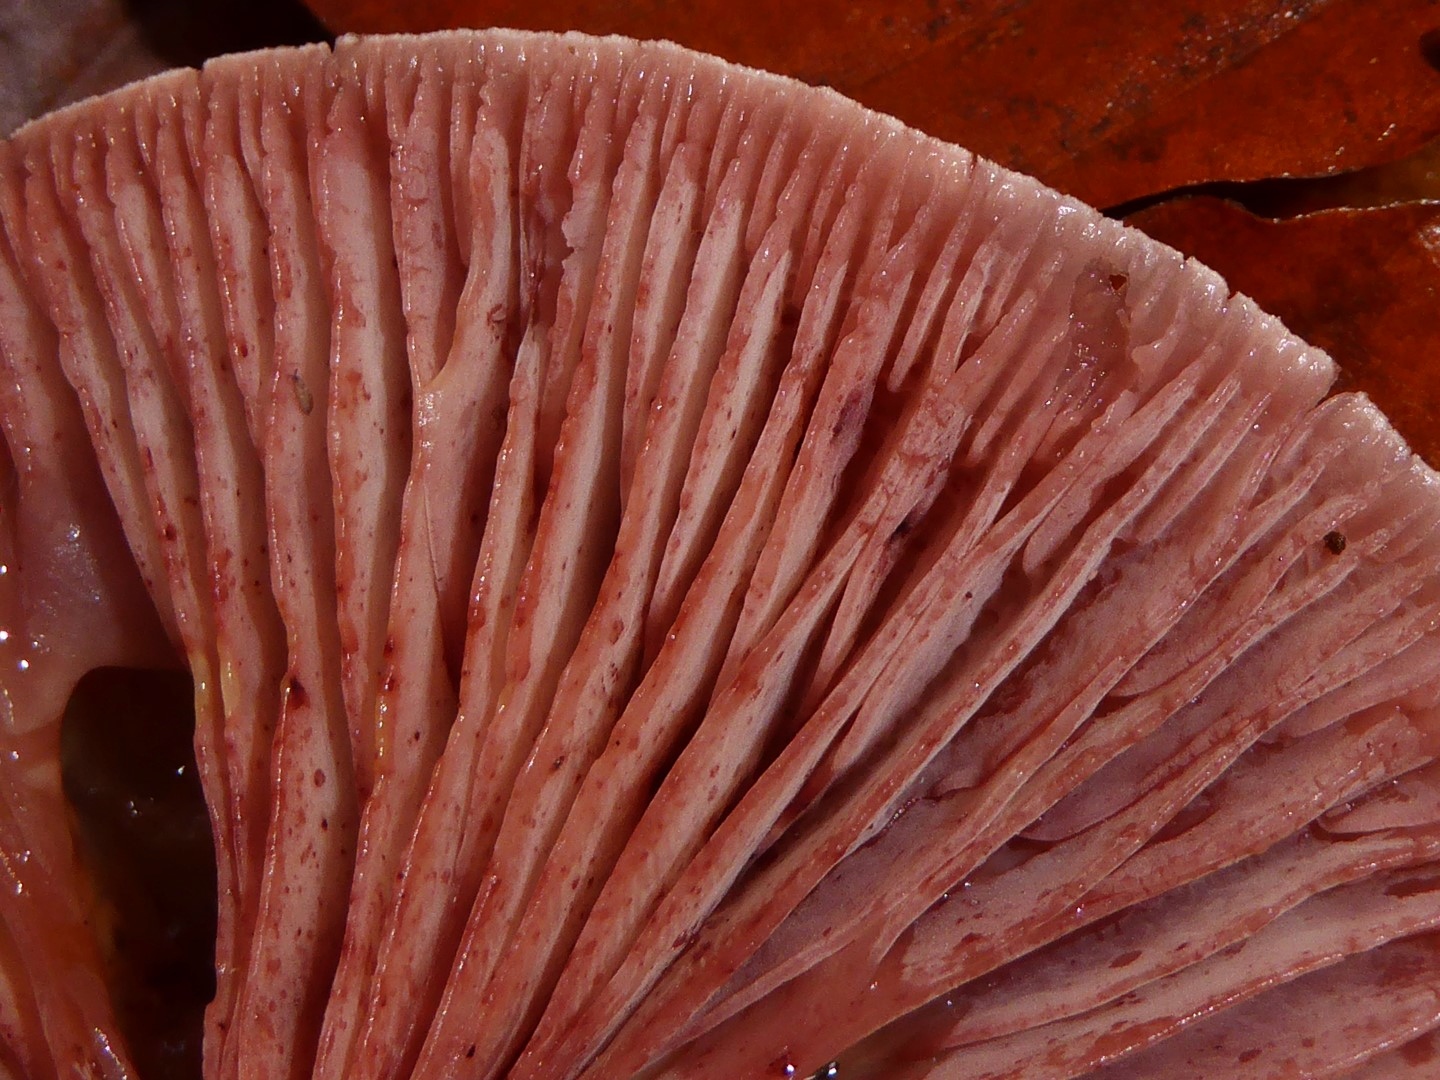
[1422,28,1440,73]
[291,372,314,415]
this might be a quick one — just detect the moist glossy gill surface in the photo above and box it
[0,28,1435,1080]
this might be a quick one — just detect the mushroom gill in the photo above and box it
[0,30,1437,1080]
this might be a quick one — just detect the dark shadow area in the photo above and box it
[1420,26,1440,74]
[121,0,334,70]
[62,666,215,1080]
[1107,123,1440,223]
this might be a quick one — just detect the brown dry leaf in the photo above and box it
[301,0,1440,207]
[1226,131,1440,217]
[1129,195,1440,467]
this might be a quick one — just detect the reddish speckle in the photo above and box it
[313,769,326,788]
[1385,873,1440,898]
[831,388,867,441]
[1402,1033,1437,1065]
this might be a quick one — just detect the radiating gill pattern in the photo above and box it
[0,29,1437,1080]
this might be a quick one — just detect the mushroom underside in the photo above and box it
[0,29,1436,1080]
